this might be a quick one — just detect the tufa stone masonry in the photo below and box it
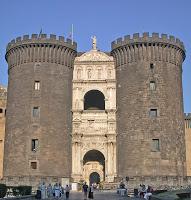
[0,32,190,188]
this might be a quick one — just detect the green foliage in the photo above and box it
[10,186,32,196]
[12,187,19,196]
[0,184,7,198]
[17,186,32,196]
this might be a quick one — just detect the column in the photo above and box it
[113,142,117,175]
[77,142,81,174]
[107,142,111,175]
[72,142,76,175]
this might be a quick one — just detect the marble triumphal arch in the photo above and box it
[71,38,117,184]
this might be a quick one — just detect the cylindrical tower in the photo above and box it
[111,33,186,177]
[4,34,77,179]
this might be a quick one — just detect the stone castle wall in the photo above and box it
[0,32,188,186]
[111,33,186,177]
[4,34,77,178]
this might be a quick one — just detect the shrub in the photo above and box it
[11,186,32,196]
[0,184,7,198]
[17,186,32,196]
[12,186,20,196]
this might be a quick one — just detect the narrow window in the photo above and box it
[152,139,160,151]
[150,63,154,69]
[4,109,6,116]
[150,109,157,117]
[150,81,156,91]
[33,107,40,118]
[30,161,37,169]
[34,81,40,90]
[31,139,39,151]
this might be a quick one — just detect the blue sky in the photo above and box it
[0,0,190,112]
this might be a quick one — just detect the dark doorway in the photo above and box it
[89,172,100,185]
[84,90,105,110]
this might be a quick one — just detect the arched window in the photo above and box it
[83,150,105,166]
[84,90,105,110]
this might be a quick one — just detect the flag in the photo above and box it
[69,24,74,44]
[39,28,42,38]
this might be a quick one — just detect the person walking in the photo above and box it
[47,183,53,198]
[65,185,70,199]
[88,184,94,199]
[40,182,46,199]
[59,183,64,197]
[82,182,89,200]
[54,183,60,198]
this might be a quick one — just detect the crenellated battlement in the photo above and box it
[5,34,77,69]
[111,32,185,66]
[6,34,77,52]
[111,32,185,51]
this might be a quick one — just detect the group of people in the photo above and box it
[38,182,70,199]
[82,182,94,200]
[138,184,153,200]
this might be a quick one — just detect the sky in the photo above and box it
[0,0,190,112]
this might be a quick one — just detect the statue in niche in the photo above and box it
[108,69,112,78]
[87,69,92,79]
[77,69,81,79]
[75,99,79,109]
[98,69,101,79]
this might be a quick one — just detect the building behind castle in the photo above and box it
[0,32,190,187]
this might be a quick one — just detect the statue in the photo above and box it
[77,69,81,79]
[91,36,97,50]
[87,69,92,79]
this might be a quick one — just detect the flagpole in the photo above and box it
[71,24,74,45]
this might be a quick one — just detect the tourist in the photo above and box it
[59,183,64,197]
[47,183,53,198]
[54,183,60,198]
[40,182,46,199]
[144,185,153,200]
[82,182,89,200]
[36,185,41,200]
[139,184,146,198]
[65,185,70,199]
[88,184,94,199]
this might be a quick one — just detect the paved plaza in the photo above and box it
[67,191,138,200]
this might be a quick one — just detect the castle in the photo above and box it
[0,32,191,188]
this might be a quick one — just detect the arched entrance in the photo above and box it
[84,90,105,110]
[83,150,105,184]
[89,172,100,185]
